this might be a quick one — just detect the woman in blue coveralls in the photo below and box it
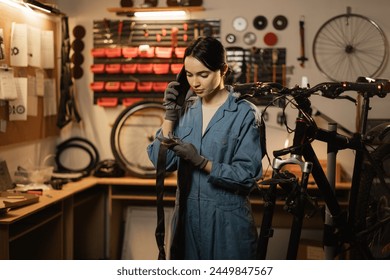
[147,36,263,260]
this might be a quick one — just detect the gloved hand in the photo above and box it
[171,141,208,169]
[163,81,181,121]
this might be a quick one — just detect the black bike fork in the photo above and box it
[286,165,312,259]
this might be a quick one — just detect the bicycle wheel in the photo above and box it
[111,101,165,178]
[312,13,388,82]
[352,143,390,259]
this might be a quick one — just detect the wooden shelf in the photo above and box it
[107,6,205,15]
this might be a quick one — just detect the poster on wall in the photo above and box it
[0,29,5,61]
[28,26,42,67]
[9,77,28,121]
[41,30,54,69]
[10,23,28,67]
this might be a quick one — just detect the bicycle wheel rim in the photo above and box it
[312,13,388,82]
[111,101,165,178]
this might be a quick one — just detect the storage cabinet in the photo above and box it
[0,183,106,260]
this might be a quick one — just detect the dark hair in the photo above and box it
[184,36,227,72]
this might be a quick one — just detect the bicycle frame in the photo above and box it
[256,91,376,260]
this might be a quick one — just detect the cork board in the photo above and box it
[0,3,60,146]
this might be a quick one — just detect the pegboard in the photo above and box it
[93,19,221,47]
[91,19,221,106]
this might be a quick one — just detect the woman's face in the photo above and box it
[184,56,224,99]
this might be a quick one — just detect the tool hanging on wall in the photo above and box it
[57,16,81,129]
[297,16,308,67]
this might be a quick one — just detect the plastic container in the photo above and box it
[90,81,105,92]
[122,47,139,58]
[174,47,186,58]
[153,63,170,74]
[90,64,105,74]
[91,48,106,58]
[105,82,121,92]
[170,63,183,74]
[137,64,153,74]
[152,82,168,92]
[121,64,138,74]
[137,82,153,92]
[105,47,122,58]
[105,64,122,74]
[155,47,173,58]
[120,82,137,92]
[97,98,118,107]
[138,46,155,58]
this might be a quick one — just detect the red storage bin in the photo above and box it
[105,64,121,74]
[91,48,106,58]
[97,98,118,107]
[105,47,122,58]
[174,47,186,58]
[90,64,105,74]
[105,82,121,92]
[170,63,183,74]
[155,47,173,58]
[137,82,153,92]
[120,82,137,92]
[137,64,153,74]
[152,82,169,92]
[90,81,105,92]
[122,47,138,58]
[138,46,155,58]
[121,64,138,74]
[153,63,170,74]
[122,98,143,107]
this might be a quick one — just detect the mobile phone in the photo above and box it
[174,66,190,107]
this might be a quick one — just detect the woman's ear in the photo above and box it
[221,63,229,76]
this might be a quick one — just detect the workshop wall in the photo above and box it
[2,0,390,180]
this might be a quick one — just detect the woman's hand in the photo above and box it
[163,81,181,121]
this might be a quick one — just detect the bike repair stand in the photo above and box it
[324,123,338,259]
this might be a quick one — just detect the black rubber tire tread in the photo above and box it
[110,101,165,178]
[351,143,390,259]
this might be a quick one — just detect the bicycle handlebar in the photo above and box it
[234,77,390,99]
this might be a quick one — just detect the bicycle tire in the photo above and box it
[351,143,390,259]
[312,13,388,82]
[110,101,165,178]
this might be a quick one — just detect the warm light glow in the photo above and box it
[0,0,23,9]
[133,10,187,20]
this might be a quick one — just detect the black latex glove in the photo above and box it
[163,81,181,121]
[172,142,208,169]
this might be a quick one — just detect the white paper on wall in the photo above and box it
[0,29,5,61]
[41,30,55,69]
[27,76,38,116]
[0,68,17,101]
[10,23,28,67]
[9,77,28,121]
[35,68,44,97]
[28,26,42,67]
[44,78,57,116]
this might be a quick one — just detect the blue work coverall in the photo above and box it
[147,88,263,259]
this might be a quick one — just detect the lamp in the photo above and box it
[25,0,61,14]
[133,10,187,19]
